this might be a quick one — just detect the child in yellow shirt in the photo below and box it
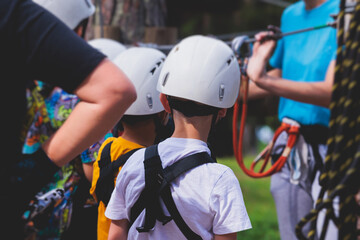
[90,47,169,240]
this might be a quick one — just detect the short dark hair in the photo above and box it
[167,96,220,117]
[121,114,158,126]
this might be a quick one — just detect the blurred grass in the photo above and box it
[217,155,280,240]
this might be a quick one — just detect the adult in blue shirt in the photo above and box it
[245,0,339,239]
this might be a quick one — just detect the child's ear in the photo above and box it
[75,25,84,37]
[160,93,171,114]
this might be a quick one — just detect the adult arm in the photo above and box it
[108,219,129,240]
[242,68,281,101]
[42,59,136,167]
[5,0,136,167]
[246,32,335,107]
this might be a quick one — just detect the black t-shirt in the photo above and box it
[0,0,106,165]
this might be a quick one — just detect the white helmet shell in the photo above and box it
[113,47,166,115]
[88,38,126,61]
[33,0,95,30]
[157,35,240,108]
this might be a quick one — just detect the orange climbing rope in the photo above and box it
[232,74,300,178]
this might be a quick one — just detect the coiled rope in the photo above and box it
[295,1,360,239]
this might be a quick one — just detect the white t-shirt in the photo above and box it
[105,137,251,239]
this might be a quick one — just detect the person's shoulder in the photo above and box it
[113,137,144,151]
[212,162,233,173]
[283,1,304,16]
[0,0,44,44]
[121,147,146,168]
[202,164,240,194]
[204,162,235,180]
[0,0,34,17]
[97,137,117,159]
[326,0,340,12]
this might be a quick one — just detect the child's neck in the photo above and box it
[121,123,156,147]
[304,0,326,10]
[171,114,212,142]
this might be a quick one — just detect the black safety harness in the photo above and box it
[130,144,216,240]
[95,141,141,206]
[95,141,216,239]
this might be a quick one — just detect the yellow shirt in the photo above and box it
[90,137,144,240]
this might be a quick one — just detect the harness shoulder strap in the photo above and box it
[131,144,170,232]
[130,147,215,240]
[95,141,140,206]
[129,147,155,225]
[98,141,113,168]
[112,148,141,171]
[159,152,215,240]
[160,152,216,191]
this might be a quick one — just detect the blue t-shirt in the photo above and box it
[269,0,339,126]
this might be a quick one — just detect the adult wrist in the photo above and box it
[252,73,269,88]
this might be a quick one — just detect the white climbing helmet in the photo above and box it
[33,0,95,30]
[88,38,127,61]
[157,35,240,109]
[113,47,166,115]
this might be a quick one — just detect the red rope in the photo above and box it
[232,75,300,178]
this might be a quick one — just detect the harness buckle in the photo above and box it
[136,226,154,233]
[282,117,300,127]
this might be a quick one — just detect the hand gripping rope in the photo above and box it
[231,35,300,178]
[229,16,348,178]
[231,4,360,237]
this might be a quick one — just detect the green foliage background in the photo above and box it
[218,156,280,240]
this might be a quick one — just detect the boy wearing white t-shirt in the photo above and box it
[105,35,252,240]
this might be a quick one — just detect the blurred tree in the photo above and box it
[88,0,168,43]
[165,0,289,40]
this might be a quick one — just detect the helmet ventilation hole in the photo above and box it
[162,72,170,86]
[150,67,156,75]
